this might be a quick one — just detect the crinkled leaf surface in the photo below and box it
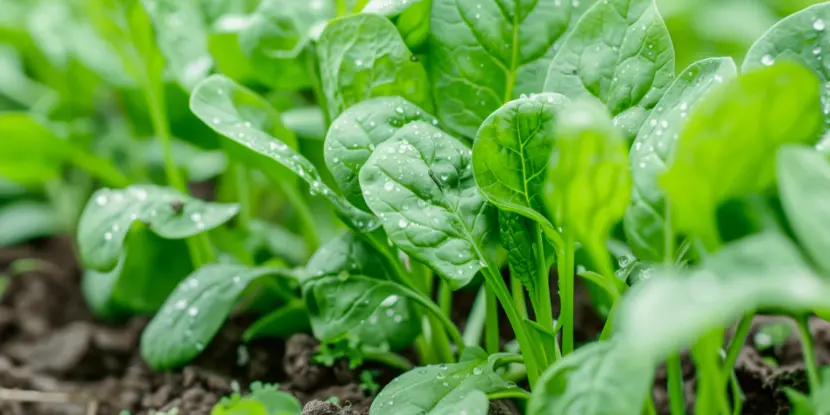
[305,231,392,279]
[325,97,437,211]
[370,347,518,415]
[359,122,496,289]
[473,93,569,229]
[659,62,823,250]
[777,145,830,275]
[141,265,295,370]
[239,0,334,60]
[317,13,431,121]
[544,0,675,138]
[624,57,737,261]
[428,0,585,138]
[77,185,238,271]
[618,233,830,361]
[498,211,540,301]
[528,340,652,415]
[190,75,378,232]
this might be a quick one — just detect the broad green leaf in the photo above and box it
[472,93,569,229]
[544,0,675,138]
[428,389,489,415]
[528,340,652,415]
[325,97,437,211]
[0,46,57,112]
[306,231,392,279]
[140,0,213,91]
[0,201,61,247]
[498,211,542,302]
[240,0,333,60]
[141,265,297,370]
[359,122,496,289]
[243,301,310,341]
[743,2,830,127]
[246,219,308,266]
[68,22,133,88]
[428,0,583,138]
[545,99,630,255]
[26,1,71,68]
[624,57,737,261]
[395,0,431,50]
[77,185,238,271]
[317,13,431,121]
[659,62,823,250]
[370,347,519,415]
[212,384,302,415]
[190,75,378,232]
[777,145,830,275]
[617,233,830,361]
[0,113,69,184]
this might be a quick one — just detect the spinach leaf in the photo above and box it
[395,0,431,50]
[528,340,652,415]
[428,0,583,138]
[777,145,830,275]
[77,185,238,271]
[306,231,392,278]
[624,57,737,261]
[659,62,823,250]
[190,75,379,232]
[325,97,437,211]
[743,2,830,127]
[0,201,60,247]
[239,0,333,60]
[544,0,675,138]
[498,211,541,302]
[428,389,489,415]
[370,347,520,415]
[243,301,310,342]
[362,0,423,16]
[317,13,431,121]
[617,233,830,361]
[472,93,569,230]
[283,106,326,140]
[141,264,298,370]
[359,121,497,289]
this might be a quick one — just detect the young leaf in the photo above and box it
[243,301,310,342]
[190,75,379,232]
[472,93,569,230]
[359,122,497,289]
[743,2,830,126]
[325,97,437,211]
[617,233,830,361]
[659,62,823,250]
[545,99,630,257]
[528,340,653,415]
[239,0,334,60]
[498,211,543,304]
[624,57,737,261]
[370,347,520,415]
[77,185,238,271]
[777,145,830,275]
[141,265,297,370]
[428,0,583,138]
[544,0,675,138]
[317,13,431,121]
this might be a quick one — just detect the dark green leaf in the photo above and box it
[306,231,392,279]
[498,211,542,302]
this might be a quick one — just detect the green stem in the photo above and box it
[362,349,414,371]
[278,181,320,254]
[721,314,753,384]
[667,354,686,415]
[729,370,744,415]
[400,283,465,358]
[534,224,553,333]
[557,234,575,355]
[485,284,500,354]
[796,316,821,392]
[233,164,252,230]
[486,389,531,401]
[439,279,452,317]
[463,286,488,347]
[512,274,527,319]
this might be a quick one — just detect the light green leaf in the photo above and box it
[283,106,326,140]
[395,0,431,50]
[190,75,378,232]
[359,122,496,289]
[777,145,830,275]
[370,347,519,415]
[624,57,737,261]
[472,93,569,230]
[544,0,675,138]
[0,201,61,247]
[528,340,652,415]
[0,46,57,111]
[362,0,422,16]
[317,13,431,121]
[0,113,69,184]
[659,62,823,250]
[77,185,238,271]
[141,264,297,370]
[428,0,584,138]
[26,0,72,68]
[428,389,489,415]
[617,233,830,361]
[325,97,437,211]
[240,0,334,60]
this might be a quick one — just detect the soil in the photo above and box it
[1,236,828,414]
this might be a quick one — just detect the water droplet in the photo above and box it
[211,117,220,125]
[618,256,631,267]
[399,218,409,228]
[190,212,202,222]
[649,119,657,127]
[175,299,187,309]
[438,363,448,370]
[816,19,826,31]
[104,232,113,241]
[384,181,394,191]
[505,381,517,388]
[442,382,449,387]
[188,307,199,317]
[761,54,775,66]
[298,168,305,177]
[382,295,399,307]
[473,367,482,375]
[96,195,108,205]
[815,46,823,55]
[395,107,404,114]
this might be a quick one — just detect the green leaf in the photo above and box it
[370,347,519,415]
[428,0,584,138]
[743,2,830,127]
[239,0,334,60]
[777,145,830,275]
[190,75,378,232]
[498,211,542,301]
[0,201,61,246]
[139,0,212,91]
[395,0,431,50]
[472,93,569,230]
[362,0,423,16]
[317,13,431,121]
[623,57,737,261]
[617,233,830,361]
[141,264,297,370]
[528,340,652,415]
[543,0,675,138]
[283,106,326,140]
[306,231,393,279]
[659,62,823,250]
[359,122,496,289]
[77,185,238,271]
[212,383,302,415]
[0,113,70,184]
[544,98,630,255]
[243,301,310,342]
[325,97,437,211]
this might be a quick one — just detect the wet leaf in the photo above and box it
[239,0,333,60]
